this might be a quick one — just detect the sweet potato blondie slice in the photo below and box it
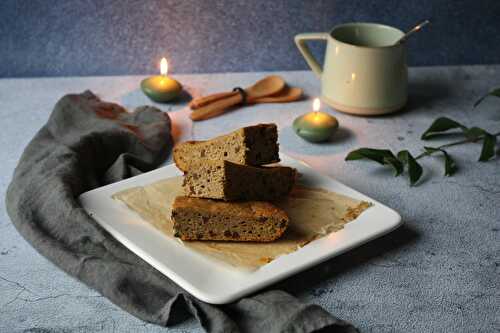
[173,123,279,172]
[171,196,289,242]
[182,160,296,201]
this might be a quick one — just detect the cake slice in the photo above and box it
[171,196,289,241]
[173,123,279,172]
[182,160,296,201]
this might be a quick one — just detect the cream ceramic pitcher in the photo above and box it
[295,23,407,115]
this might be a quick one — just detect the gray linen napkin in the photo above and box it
[5,91,357,333]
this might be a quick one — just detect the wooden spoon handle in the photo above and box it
[190,93,243,121]
[189,91,238,109]
[251,96,300,104]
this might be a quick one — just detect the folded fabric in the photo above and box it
[5,91,357,333]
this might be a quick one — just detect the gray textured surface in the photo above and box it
[2,0,500,78]
[1,66,499,332]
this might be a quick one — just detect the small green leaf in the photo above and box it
[423,146,440,154]
[424,147,457,176]
[345,148,403,176]
[464,127,486,140]
[479,133,497,161]
[473,87,500,108]
[345,148,392,165]
[383,156,404,176]
[397,150,423,185]
[421,117,468,140]
[443,151,457,176]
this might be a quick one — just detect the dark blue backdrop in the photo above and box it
[1,0,499,78]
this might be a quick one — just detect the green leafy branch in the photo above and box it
[345,88,500,186]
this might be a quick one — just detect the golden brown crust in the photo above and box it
[171,196,289,242]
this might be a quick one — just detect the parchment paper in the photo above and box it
[113,176,371,270]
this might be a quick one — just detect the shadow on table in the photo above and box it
[403,78,452,114]
[120,86,192,112]
[315,77,452,121]
[279,125,357,157]
[267,224,419,295]
[169,89,193,105]
[339,77,453,119]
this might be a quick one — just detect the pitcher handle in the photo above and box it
[294,33,329,78]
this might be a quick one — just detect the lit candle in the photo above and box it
[293,98,339,142]
[141,57,182,102]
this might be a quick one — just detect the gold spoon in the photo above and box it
[190,75,286,121]
[395,20,430,44]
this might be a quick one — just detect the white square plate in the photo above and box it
[78,154,402,304]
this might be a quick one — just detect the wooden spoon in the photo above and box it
[249,86,303,104]
[189,75,286,109]
[191,86,302,109]
[190,75,286,121]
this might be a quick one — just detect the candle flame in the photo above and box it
[160,57,168,76]
[313,98,320,112]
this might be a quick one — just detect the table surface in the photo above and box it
[1,66,499,333]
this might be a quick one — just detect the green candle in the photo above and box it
[141,58,182,103]
[293,98,339,142]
